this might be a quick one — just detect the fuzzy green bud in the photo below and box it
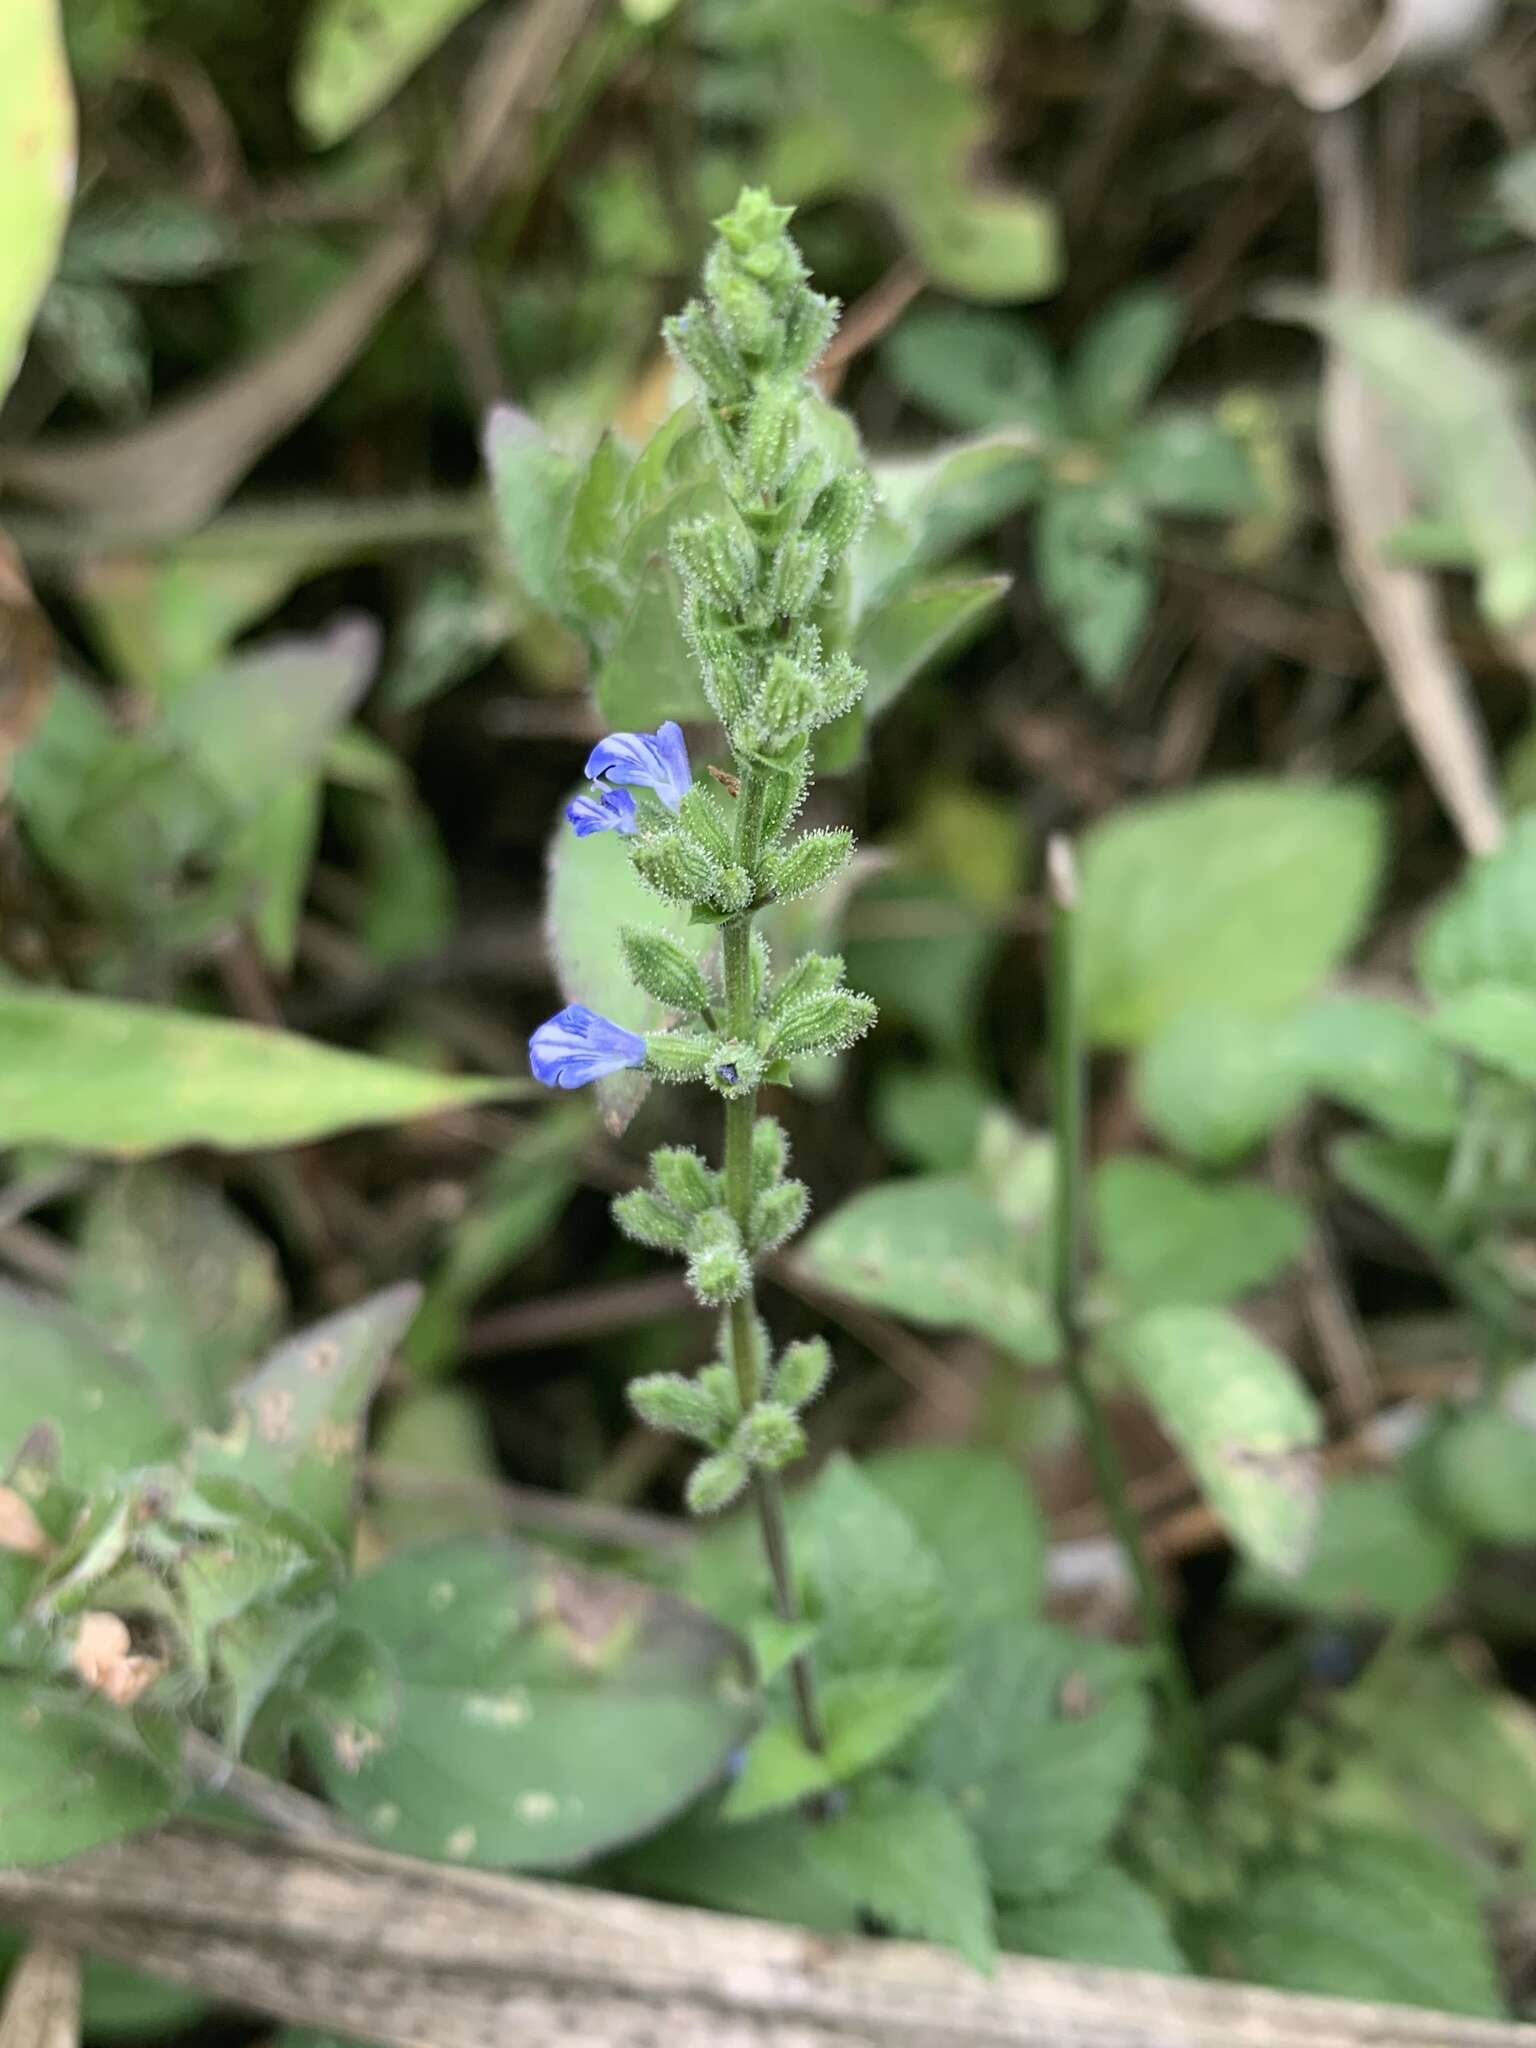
[645,1032,716,1084]
[769,534,829,620]
[628,1372,722,1446]
[612,1188,691,1252]
[686,1449,749,1516]
[815,651,865,725]
[698,1360,742,1430]
[703,1041,764,1099]
[758,654,820,747]
[677,782,734,865]
[673,518,754,614]
[687,1210,750,1306]
[715,187,797,259]
[685,607,750,726]
[805,473,872,562]
[631,828,720,904]
[650,1146,718,1214]
[768,988,876,1060]
[758,748,810,844]
[751,1114,789,1186]
[744,379,799,496]
[733,1401,806,1472]
[781,290,839,376]
[621,928,713,1017]
[749,1177,809,1253]
[713,865,755,914]
[748,932,772,1010]
[768,950,845,1017]
[763,828,853,904]
[663,305,746,406]
[772,1337,832,1412]
[713,271,775,359]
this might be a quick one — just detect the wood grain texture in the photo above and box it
[2,1825,1534,2048]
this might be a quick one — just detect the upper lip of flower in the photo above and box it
[565,786,639,837]
[584,721,692,814]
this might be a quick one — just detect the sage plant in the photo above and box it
[529,190,876,1753]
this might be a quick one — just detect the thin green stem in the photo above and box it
[721,793,825,1762]
[1047,836,1206,1790]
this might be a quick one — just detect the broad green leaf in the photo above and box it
[1419,812,1536,999]
[1435,981,1536,1088]
[1290,995,1463,1141]
[0,0,75,401]
[0,1282,183,1486]
[998,1865,1188,1974]
[353,792,456,968]
[918,1624,1151,1903]
[369,1387,504,1549]
[1136,1010,1309,1164]
[165,617,378,813]
[75,553,307,700]
[1034,482,1154,693]
[884,307,1062,436]
[856,575,1009,727]
[904,185,1061,305]
[294,0,485,146]
[482,406,579,620]
[844,872,1001,1062]
[1109,1306,1322,1575]
[405,1105,588,1374]
[872,1063,991,1172]
[860,435,1041,603]
[565,431,635,641]
[724,1670,955,1821]
[607,1808,858,1934]
[1078,780,1384,1046]
[1206,1828,1503,2018]
[73,1166,285,1423]
[307,1536,756,1869]
[1117,408,1259,517]
[0,1680,181,1867]
[1432,1404,1536,1544]
[805,1779,995,1970]
[1069,287,1181,440]
[1094,1157,1308,1310]
[864,1445,1046,1633]
[192,1284,420,1545]
[799,1176,1058,1363]
[546,808,714,1133]
[0,991,518,1155]
[1236,1473,1462,1621]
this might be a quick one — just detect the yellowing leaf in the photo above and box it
[0,0,74,401]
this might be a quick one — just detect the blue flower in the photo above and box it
[529,1005,647,1089]
[565,786,639,838]
[585,721,692,813]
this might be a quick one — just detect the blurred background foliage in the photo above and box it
[11,0,1536,2021]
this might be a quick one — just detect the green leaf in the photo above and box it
[607,1807,858,1934]
[483,406,579,621]
[799,1176,1058,1363]
[1235,1473,1462,1621]
[1108,1306,1322,1575]
[1034,481,1153,693]
[1117,407,1259,517]
[1136,1010,1309,1164]
[73,1166,285,1425]
[546,809,714,1134]
[0,1282,183,1487]
[0,1679,181,1867]
[1432,1404,1536,1544]
[1095,1157,1309,1310]
[1435,981,1536,1088]
[904,186,1061,305]
[293,0,485,146]
[860,435,1041,600]
[805,1779,995,1970]
[872,1063,991,1171]
[1078,780,1384,1047]
[306,1536,756,1869]
[1290,995,1464,1141]
[0,0,74,401]
[1420,813,1536,999]
[884,307,1061,436]
[1329,1133,1459,1254]
[998,1864,1188,1974]
[192,1285,420,1546]
[1206,1828,1503,2018]
[0,991,518,1155]
[843,872,1000,1061]
[863,1445,1046,1632]
[1069,287,1181,439]
[369,1387,504,1549]
[918,1624,1151,1902]
[856,574,1009,727]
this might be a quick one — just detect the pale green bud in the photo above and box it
[715,187,796,257]
[744,379,799,496]
[749,1177,808,1253]
[611,1188,690,1252]
[628,1372,721,1445]
[703,1040,764,1099]
[631,828,719,904]
[751,1115,790,1188]
[733,1401,805,1472]
[687,1210,750,1306]
[663,305,746,406]
[768,950,845,1017]
[644,1032,716,1084]
[782,290,839,376]
[650,1146,718,1214]
[621,928,713,1017]
[805,473,872,562]
[759,653,819,746]
[763,828,853,904]
[758,747,810,844]
[768,988,876,1060]
[673,518,754,613]
[714,271,775,359]
[685,606,750,726]
[769,533,829,620]
[713,865,755,914]
[677,782,735,865]
[687,1449,749,1516]
[772,1337,832,1411]
[698,1361,742,1430]
[815,651,865,724]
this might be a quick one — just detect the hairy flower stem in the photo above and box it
[1047,837,1206,1790]
[722,799,825,1762]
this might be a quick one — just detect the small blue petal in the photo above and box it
[585,721,692,813]
[566,786,639,838]
[529,1004,647,1090]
